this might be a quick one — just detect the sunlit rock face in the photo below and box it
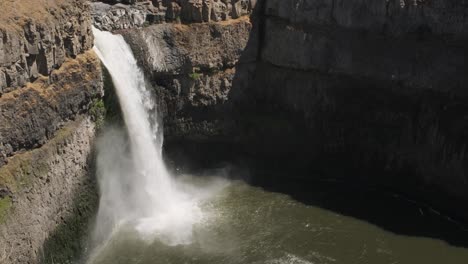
[2,1,468,262]
[0,1,103,263]
[120,17,254,141]
[0,117,99,264]
[0,0,94,95]
[91,0,256,31]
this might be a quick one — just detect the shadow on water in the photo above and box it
[164,139,468,250]
[182,0,468,250]
[249,169,468,249]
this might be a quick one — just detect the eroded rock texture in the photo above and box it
[0,51,103,166]
[0,0,94,94]
[0,118,98,264]
[91,0,255,31]
[250,0,468,220]
[121,17,255,140]
[0,1,102,263]
[114,0,468,221]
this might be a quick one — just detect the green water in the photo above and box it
[89,180,468,264]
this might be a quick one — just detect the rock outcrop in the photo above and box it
[91,0,255,31]
[0,1,103,263]
[0,51,103,167]
[0,0,94,94]
[91,1,149,31]
[0,117,98,264]
[121,17,254,140]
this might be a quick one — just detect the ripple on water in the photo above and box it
[87,179,468,264]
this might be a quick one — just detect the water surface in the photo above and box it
[89,178,468,264]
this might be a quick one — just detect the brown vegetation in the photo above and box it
[0,0,70,29]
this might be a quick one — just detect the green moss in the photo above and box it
[0,152,35,192]
[0,119,85,200]
[189,72,201,80]
[39,181,98,264]
[89,99,106,129]
[88,64,126,130]
[0,197,12,223]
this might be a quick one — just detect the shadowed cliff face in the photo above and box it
[248,0,468,223]
[111,0,468,224]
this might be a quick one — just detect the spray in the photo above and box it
[91,27,202,248]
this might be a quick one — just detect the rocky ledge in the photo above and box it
[0,51,103,167]
[91,0,255,31]
[0,0,94,94]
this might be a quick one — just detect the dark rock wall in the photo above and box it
[248,0,468,220]
[115,0,468,221]
[83,0,468,224]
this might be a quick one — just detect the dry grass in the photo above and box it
[217,15,250,26]
[0,0,69,29]
[0,50,99,101]
[173,15,251,32]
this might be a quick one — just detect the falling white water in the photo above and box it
[91,27,202,247]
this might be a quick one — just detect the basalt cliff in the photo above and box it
[1,0,468,263]
[96,0,468,222]
[0,1,103,263]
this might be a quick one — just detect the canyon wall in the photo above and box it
[91,1,260,171]
[121,16,255,141]
[0,1,103,263]
[1,0,467,262]
[252,0,468,220]
[111,0,468,221]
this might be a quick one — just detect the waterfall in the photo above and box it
[91,27,201,248]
